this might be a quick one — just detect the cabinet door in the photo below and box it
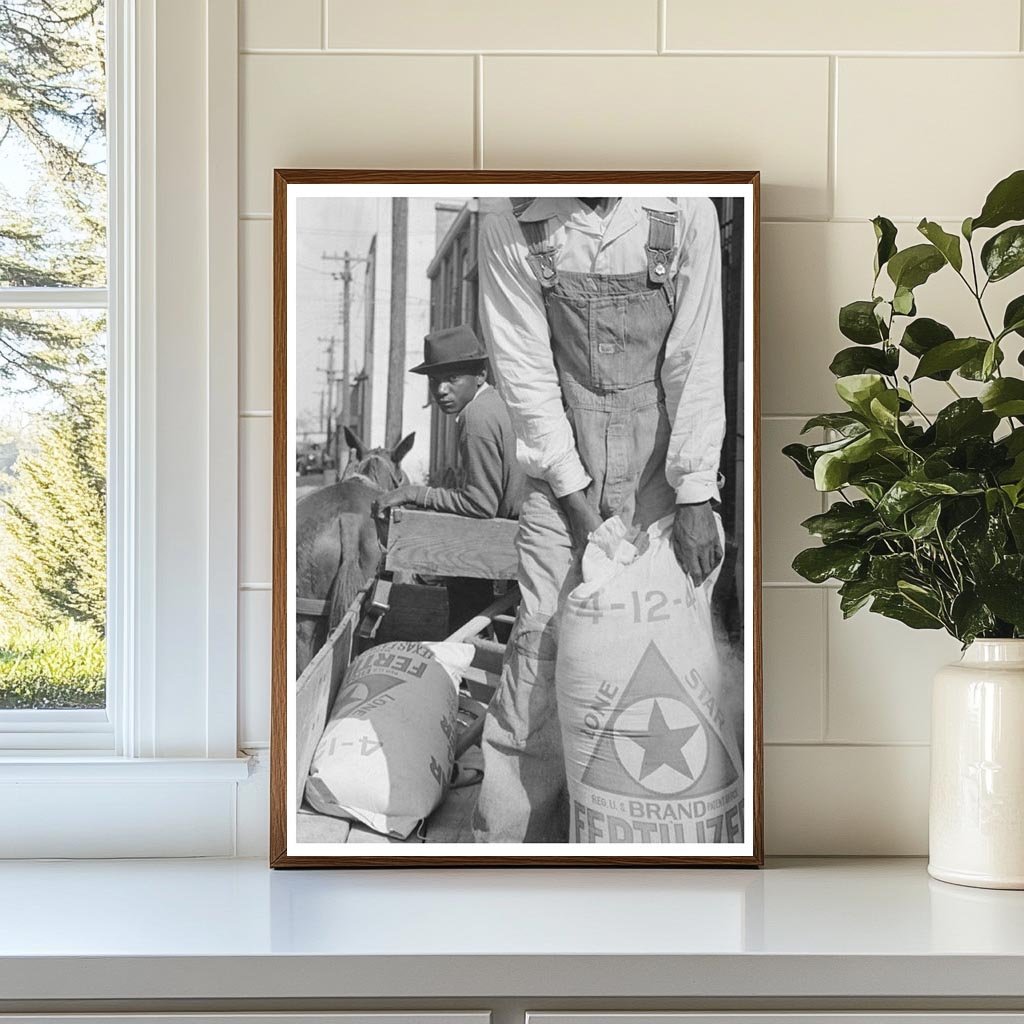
[528,1016,1024,1024]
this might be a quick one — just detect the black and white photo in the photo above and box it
[271,173,761,866]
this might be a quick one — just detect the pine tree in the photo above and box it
[0,370,105,632]
[0,0,106,394]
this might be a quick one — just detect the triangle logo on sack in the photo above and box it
[580,643,738,800]
[335,673,404,716]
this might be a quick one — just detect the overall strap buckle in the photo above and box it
[516,215,559,289]
[643,207,678,285]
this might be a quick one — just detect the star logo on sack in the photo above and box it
[580,642,738,799]
[614,698,708,794]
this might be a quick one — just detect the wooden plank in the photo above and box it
[293,586,366,809]
[385,508,519,580]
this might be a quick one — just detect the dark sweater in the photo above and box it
[420,384,524,519]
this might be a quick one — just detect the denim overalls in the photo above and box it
[472,204,681,843]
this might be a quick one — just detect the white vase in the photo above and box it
[929,639,1024,889]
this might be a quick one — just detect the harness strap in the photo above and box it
[517,216,560,289]
[643,207,678,285]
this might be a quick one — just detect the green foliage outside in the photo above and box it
[786,169,1024,645]
[0,1,107,707]
[0,619,104,709]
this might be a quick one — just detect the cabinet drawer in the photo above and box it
[528,1016,1024,1024]
[0,1016,490,1024]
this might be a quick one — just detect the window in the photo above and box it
[0,1,110,745]
[0,0,246,856]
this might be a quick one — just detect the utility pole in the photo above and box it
[316,335,339,478]
[363,235,377,444]
[385,198,408,447]
[324,249,371,453]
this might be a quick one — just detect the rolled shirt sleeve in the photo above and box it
[477,213,592,499]
[662,199,726,505]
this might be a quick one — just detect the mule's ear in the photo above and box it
[391,431,415,465]
[343,426,366,461]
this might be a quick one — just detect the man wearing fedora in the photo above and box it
[472,196,725,843]
[378,325,523,521]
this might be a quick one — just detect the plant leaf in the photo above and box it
[917,219,963,272]
[975,579,1024,629]
[1004,295,1024,340]
[911,337,987,381]
[839,299,886,345]
[835,373,886,414]
[877,479,958,524]
[950,592,995,644]
[782,442,815,479]
[908,500,942,539]
[792,542,866,584]
[887,243,946,291]
[900,317,954,360]
[971,168,1024,232]
[933,399,998,445]
[981,225,1024,283]
[892,286,916,316]
[829,345,899,378]
[873,216,898,277]
[960,343,1004,381]
[800,412,866,435]
[800,501,879,543]
[814,450,851,491]
[980,378,1024,418]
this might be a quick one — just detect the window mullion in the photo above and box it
[0,287,108,310]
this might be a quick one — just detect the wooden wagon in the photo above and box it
[293,508,520,845]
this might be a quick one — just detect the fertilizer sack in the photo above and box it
[556,514,744,845]
[305,640,474,838]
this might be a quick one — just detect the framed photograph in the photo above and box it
[270,171,762,867]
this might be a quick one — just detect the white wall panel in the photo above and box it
[836,58,1024,220]
[242,0,323,50]
[240,55,474,214]
[240,416,273,587]
[766,745,930,854]
[328,0,657,51]
[666,0,1021,52]
[240,219,273,412]
[763,588,825,743]
[482,56,831,219]
[239,589,272,747]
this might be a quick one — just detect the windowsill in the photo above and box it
[0,754,252,781]
[0,857,1022,1005]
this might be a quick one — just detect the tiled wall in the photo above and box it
[236,0,1024,854]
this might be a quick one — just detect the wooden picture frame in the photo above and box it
[271,171,762,867]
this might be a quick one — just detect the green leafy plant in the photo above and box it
[786,169,1024,644]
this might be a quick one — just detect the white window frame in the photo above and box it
[0,0,250,857]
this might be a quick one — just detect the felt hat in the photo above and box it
[410,325,489,375]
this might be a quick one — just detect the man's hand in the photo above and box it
[378,485,426,512]
[671,501,722,586]
[558,488,604,552]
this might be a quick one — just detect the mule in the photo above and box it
[295,427,415,676]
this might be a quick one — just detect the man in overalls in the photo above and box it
[474,196,725,842]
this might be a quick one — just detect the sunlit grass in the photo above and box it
[0,619,105,709]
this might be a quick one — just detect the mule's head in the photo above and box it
[342,427,415,492]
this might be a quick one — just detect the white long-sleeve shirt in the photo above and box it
[477,196,725,504]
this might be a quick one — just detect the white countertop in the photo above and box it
[2,857,1024,1002]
